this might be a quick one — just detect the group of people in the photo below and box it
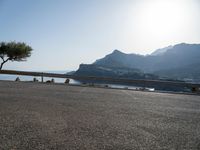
[15,77,70,84]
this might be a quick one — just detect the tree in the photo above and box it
[0,41,33,70]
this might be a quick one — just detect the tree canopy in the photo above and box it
[0,41,33,70]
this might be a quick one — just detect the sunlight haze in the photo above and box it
[0,0,200,71]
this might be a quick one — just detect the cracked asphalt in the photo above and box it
[0,80,200,150]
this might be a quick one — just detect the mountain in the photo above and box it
[155,63,200,80]
[94,50,145,69]
[74,43,200,80]
[74,64,158,80]
[151,45,173,56]
[149,43,200,72]
[74,50,158,80]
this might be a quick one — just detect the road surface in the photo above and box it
[0,81,200,150]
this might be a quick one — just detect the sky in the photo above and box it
[0,0,200,71]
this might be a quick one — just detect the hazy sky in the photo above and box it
[0,0,200,71]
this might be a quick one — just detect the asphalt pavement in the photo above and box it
[0,80,200,150]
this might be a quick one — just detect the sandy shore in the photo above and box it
[0,80,200,150]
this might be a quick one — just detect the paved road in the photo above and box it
[0,81,200,150]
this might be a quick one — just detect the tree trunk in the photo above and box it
[0,61,5,70]
[0,58,10,70]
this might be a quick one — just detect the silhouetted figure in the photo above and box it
[65,78,70,84]
[46,80,51,83]
[33,78,38,82]
[15,77,20,82]
[46,79,55,83]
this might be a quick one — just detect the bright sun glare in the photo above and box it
[135,0,191,40]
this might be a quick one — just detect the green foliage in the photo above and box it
[0,41,33,69]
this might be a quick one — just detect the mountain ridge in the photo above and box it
[74,43,200,80]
